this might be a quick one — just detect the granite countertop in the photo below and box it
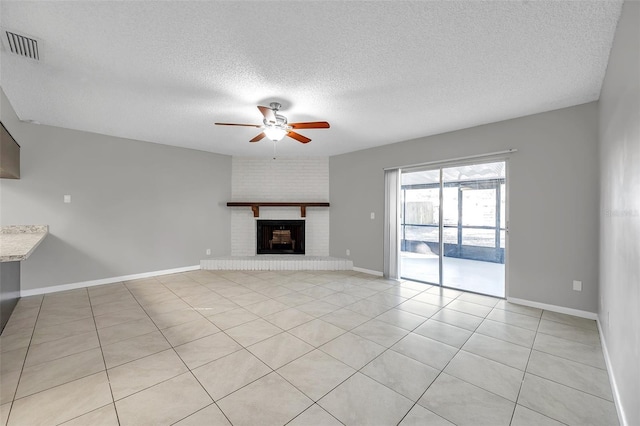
[0,225,49,262]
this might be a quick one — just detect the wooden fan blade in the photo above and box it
[257,106,276,124]
[289,121,330,129]
[250,132,266,143]
[215,122,262,127]
[287,131,311,144]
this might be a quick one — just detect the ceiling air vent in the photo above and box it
[4,31,39,60]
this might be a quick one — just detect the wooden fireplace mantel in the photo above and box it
[226,202,330,218]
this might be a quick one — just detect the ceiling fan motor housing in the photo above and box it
[276,114,287,126]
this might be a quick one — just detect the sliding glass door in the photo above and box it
[400,169,441,285]
[400,160,506,298]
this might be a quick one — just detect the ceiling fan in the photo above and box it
[215,102,330,144]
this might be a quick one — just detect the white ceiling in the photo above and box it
[0,1,622,157]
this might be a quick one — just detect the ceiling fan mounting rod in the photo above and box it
[269,102,282,112]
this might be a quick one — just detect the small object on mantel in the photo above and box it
[0,225,49,262]
[226,202,330,218]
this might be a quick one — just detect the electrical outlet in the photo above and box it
[572,280,582,291]
[63,195,71,203]
[206,248,211,255]
[346,249,350,256]
[370,212,375,220]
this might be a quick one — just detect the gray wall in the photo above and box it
[598,2,639,425]
[330,102,599,312]
[0,88,232,291]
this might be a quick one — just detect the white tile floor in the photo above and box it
[0,270,619,426]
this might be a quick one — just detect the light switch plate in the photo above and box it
[63,195,71,203]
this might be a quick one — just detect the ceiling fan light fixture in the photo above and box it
[264,126,287,141]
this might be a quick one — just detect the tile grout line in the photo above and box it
[14,287,118,425]
[170,274,293,423]
[522,368,616,404]
[88,284,123,426]
[506,306,541,425]
[528,335,609,370]
[505,308,605,426]
[282,403,346,426]
[191,273,402,423]
[123,276,217,413]
[393,290,480,425]
[237,275,453,421]
[107,278,212,420]
[4,294,44,426]
[288,280,506,424]
[102,276,227,423]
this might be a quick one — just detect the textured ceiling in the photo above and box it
[0,1,622,157]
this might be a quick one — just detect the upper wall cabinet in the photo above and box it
[0,122,20,179]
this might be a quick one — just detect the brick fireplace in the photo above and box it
[230,157,329,256]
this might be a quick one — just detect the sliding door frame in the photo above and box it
[397,154,511,298]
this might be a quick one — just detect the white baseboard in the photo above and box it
[20,265,201,297]
[507,297,597,320]
[597,318,627,426]
[353,267,384,277]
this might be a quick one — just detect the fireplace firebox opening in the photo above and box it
[256,220,305,255]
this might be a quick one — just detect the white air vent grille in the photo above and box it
[5,31,39,60]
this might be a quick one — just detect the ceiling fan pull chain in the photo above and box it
[273,140,277,160]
